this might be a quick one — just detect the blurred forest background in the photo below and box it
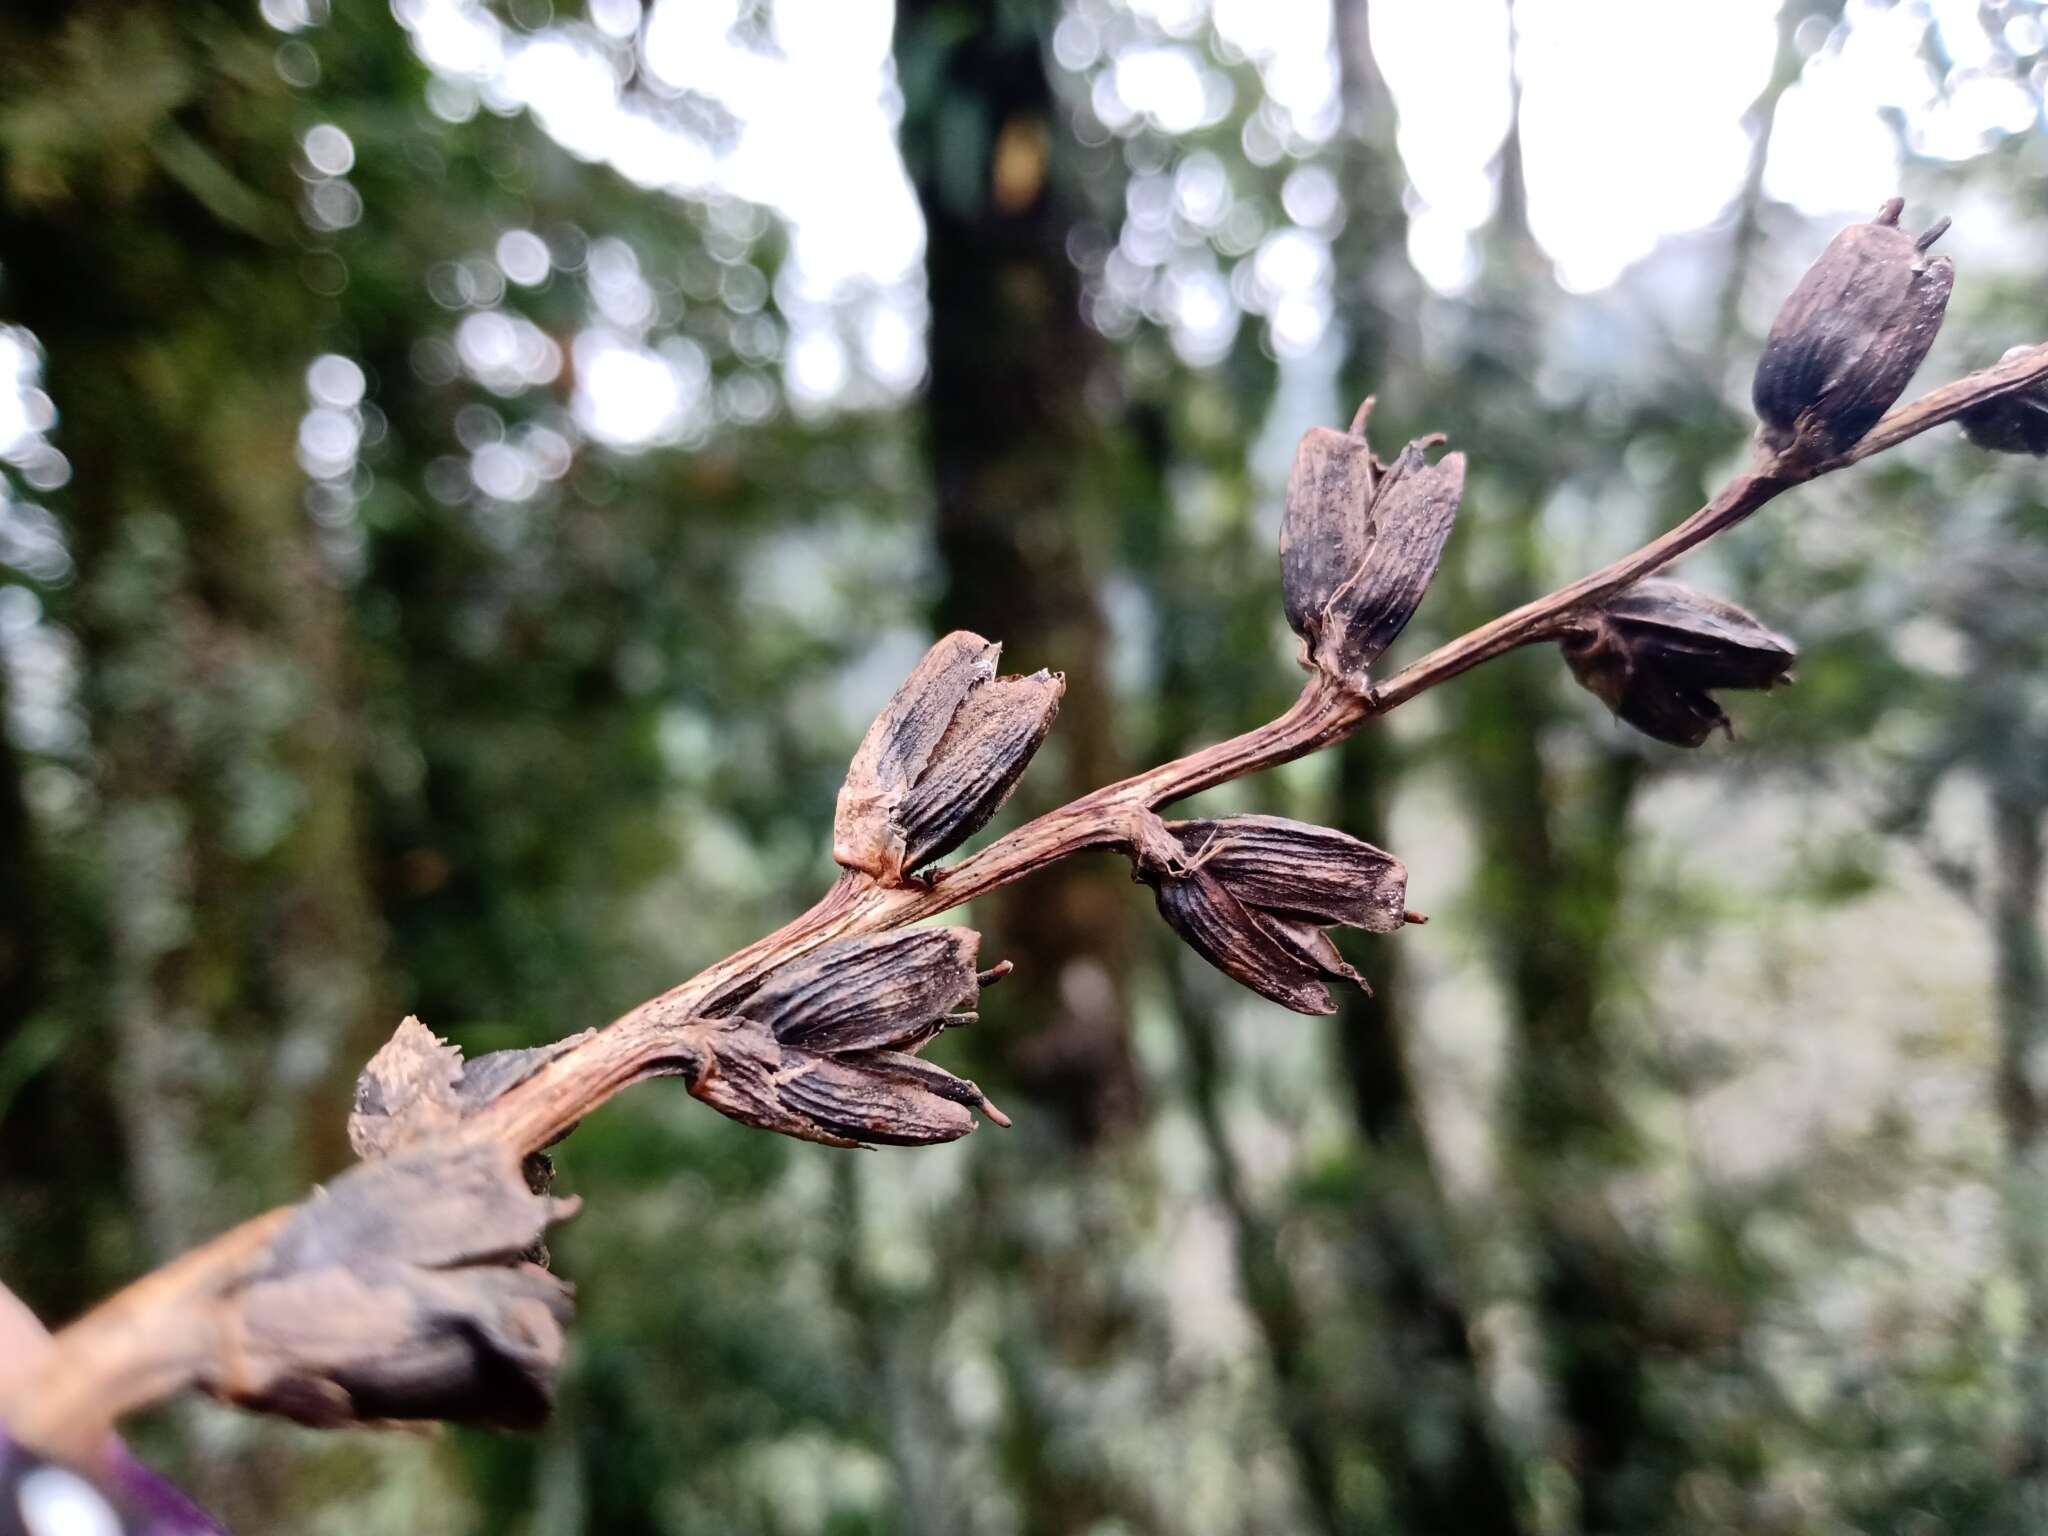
[3,0,2048,1531]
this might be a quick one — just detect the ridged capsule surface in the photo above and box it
[834,631,1062,885]
[1280,404,1465,687]
[1753,199,1953,459]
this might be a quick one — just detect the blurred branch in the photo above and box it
[2,1210,292,1461]
[1711,0,1818,363]
[8,335,2048,1471]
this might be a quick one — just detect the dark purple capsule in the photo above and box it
[1281,402,1465,687]
[1562,577,1796,748]
[1753,199,1953,460]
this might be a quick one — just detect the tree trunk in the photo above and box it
[895,9,1151,1532]
[1168,954,1350,1536]
[1333,735,1530,1536]
[900,1,1141,1145]
[1328,8,1529,1530]
[1466,700,1662,1531]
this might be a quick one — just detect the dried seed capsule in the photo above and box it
[1257,911,1368,992]
[834,631,1064,885]
[844,1048,1011,1125]
[222,1256,575,1429]
[685,1021,862,1147]
[1150,864,1354,1015]
[1561,577,1796,748]
[1958,345,2048,454]
[1281,400,1465,687]
[774,1048,1007,1146]
[1134,811,1409,1014]
[1753,199,1953,460]
[892,672,1063,869]
[685,930,1011,1146]
[684,1022,1009,1147]
[1164,815,1408,933]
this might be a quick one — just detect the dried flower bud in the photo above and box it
[686,929,1010,1145]
[1753,199,1953,460]
[1561,577,1796,748]
[1958,344,2048,454]
[835,631,1064,885]
[1281,400,1465,687]
[1134,813,1411,1015]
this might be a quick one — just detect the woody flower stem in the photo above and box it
[460,338,2048,1155]
[8,340,2048,1464]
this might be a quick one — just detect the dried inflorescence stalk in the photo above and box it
[10,196,2048,1487]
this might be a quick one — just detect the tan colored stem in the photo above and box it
[0,1208,291,1463]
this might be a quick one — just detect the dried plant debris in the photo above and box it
[1753,198,1953,460]
[834,631,1064,886]
[350,1017,591,1160]
[1957,343,2048,454]
[1561,577,1797,747]
[1281,399,1466,688]
[201,1144,576,1430]
[687,929,1009,1146]
[1135,813,1411,1015]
